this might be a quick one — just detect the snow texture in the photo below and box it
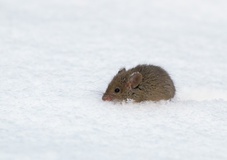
[0,0,227,160]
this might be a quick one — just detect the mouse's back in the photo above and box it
[129,64,175,102]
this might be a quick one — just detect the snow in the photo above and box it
[0,0,227,159]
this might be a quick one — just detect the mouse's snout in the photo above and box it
[102,94,113,101]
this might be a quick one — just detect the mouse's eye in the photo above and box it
[114,88,120,93]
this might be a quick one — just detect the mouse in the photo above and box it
[102,64,176,102]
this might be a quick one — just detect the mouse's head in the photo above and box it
[102,68,143,102]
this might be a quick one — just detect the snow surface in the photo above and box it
[0,0,227,159]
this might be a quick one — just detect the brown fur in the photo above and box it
[102,64,176,102]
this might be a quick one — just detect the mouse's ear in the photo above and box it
[118,68,126,74]
[126,72,143,89]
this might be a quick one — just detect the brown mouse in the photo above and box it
[102,64,175,102]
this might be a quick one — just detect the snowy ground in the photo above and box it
[0,0,227,159]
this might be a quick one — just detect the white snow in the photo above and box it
[0,0,227,159]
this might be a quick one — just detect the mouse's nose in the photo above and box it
[102,94,113,101]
